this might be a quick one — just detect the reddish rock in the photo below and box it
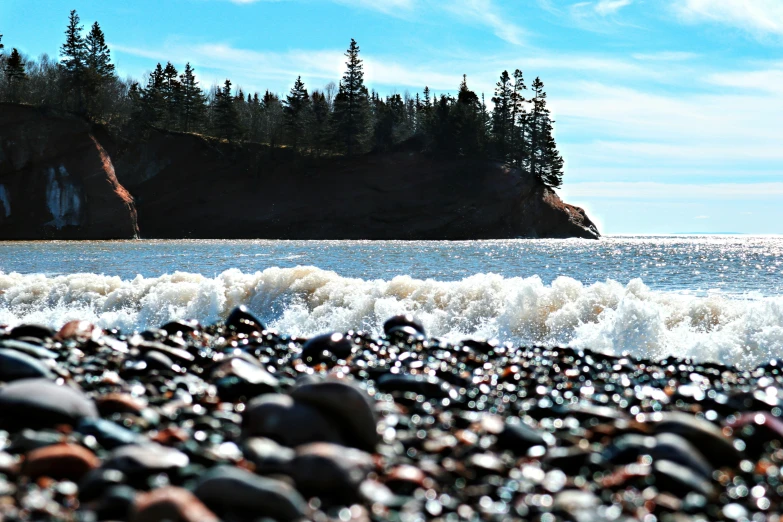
[55,320,101,342]
[130,487,219,522]
[96,393,146,416]
[22,443,99,480]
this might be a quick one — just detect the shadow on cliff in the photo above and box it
[0,103,599,240]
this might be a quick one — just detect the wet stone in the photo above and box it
[0,379,97,429]
[8,324,55,341]
[652,459,716,498]
[301,332,355,364]
[21,443,99,481]
[131,486,219,522]
[225,305,265,335]
[285,442,375,504]
[211,355,279,401]
[102,443,189,477]
[242,437,295,474]
[653,412,742,467]
[0,348,54,381]
[194,465,307,522]
[242,393,345,447]
[383,314,425,336]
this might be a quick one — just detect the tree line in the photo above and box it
[0,10,564,188]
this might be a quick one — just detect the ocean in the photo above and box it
[1,235,781,367]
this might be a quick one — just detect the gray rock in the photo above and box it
[0,379,97,429]
[653,459,716,498]
[290,378,378,451]
[242,437,295,474]
[194,465,306,522]
[285,442,374,503]
[0,349,54,381]
[242,393,344,447]
[654,412,742,467]
[103,443,189,476]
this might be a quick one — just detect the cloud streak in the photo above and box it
[443,0,525,45]
[673,0,783,37]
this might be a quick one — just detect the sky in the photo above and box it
[1,0,782,234]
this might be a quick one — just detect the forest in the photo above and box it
[0,10,565,188]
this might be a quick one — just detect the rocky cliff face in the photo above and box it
[0,104,139,239]
[112,131,599,240]
[0,105,599,240]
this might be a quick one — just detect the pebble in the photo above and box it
[0,311,780,521]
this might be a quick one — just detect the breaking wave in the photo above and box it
[1,266,782,367]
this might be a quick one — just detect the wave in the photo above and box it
[1,266,782,367]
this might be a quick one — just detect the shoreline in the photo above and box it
[0,309,777,520]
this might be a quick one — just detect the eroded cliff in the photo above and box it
[0,104,139,239]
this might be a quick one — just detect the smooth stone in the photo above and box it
[0,348,54,381]
[285,442,374,503]
[211,356,279,401]
[8,429,64,453]
[0,339,59,359]
[242,437,295,474]
[552,490,602,522]
[78,468,127,503]
[94,484,137,521]
[141,350,178,372]
[131,486,219,522]
[55,320,100,342]
[652,459,715,498]
[103,443,189,476]
[242,393,344,447]
[194,465,307,522]
[494,418,550,454]
[383,315,425,336]
[8,324,55,340]
[160,319,200,336]
[376,373,458,400]
[603,434,657,465]
[301,332,355,364]
[290,378,378,451]
[77,418,144,449]
[654,412,742,467]
[0,379,97,429]
[95,393,146,416]
[225,305,265,334]
[653,433,714,479]
[21,443,99,481]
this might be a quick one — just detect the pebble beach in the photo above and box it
[0,306,780,521]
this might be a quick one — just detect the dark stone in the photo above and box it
[652,459,716,498]
[242,393,344,447]
[377,372,458,400]
[194,465,307,522]
[0,379,97,429]
[79,468,127,503]
[653,433,714,479]
[141,350,177,372]
[603,434,656,465]
[160,319,200,336]
[383,315,425,336]
[94,484,137,522]
[77,418,144,450]
[8,324,55,341]
[654,412,742,467]
[225,305,265,335]
[0,339,59,359]
[21,443,99,481]
[103,443,189,477]
[242,437,295,474]
[131,486,219,522]
[301,332,355,364]
[290,378,378,451]
[285,442,374,504]
[495,419,550,454]
[0,348,54,381]
[211,355,279,401]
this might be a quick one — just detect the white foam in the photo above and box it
[1,266,781,367]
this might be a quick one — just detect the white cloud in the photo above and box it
[673,0,783,37]
[443,0,525,45]
[632,51,699,61]
[594,0,633,16]
[333,0,416,14]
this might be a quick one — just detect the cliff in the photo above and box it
[0,104,139,239]
[0,105,599,240]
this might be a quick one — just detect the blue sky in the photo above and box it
[2,0,783,234]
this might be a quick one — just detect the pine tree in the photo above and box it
[491,70,514,161]
[5,48,27,102]
[452,75,484,156]
[60,10,86,111]
[179,62,207,133]
[509,69,527,167]
[139,63,165,127]
[525,77,563,187]
[214,79,241,141]
[262,90,285,149]
[332,39,370,156]
[161,62,181,130]
[310,90,330,156]
[283,76,311,150]
[84,22,114,79]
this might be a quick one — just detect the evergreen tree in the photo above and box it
[452,74,485,156]
[161,62,181,130]
[214,79,242,141]
[179,62,207,133]
[491,70,514,160]
[283,75,311,150]
[526,77,563,188]
[59,10,86,111]
[509,69,527,167]
[84,22,114,79]
[5,48,27,102]
[139,63,165,127]
[332,39,370,155]
[262,90,285,149]
[310,90,330,156]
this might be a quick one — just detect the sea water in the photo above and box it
[1,235,781,367]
